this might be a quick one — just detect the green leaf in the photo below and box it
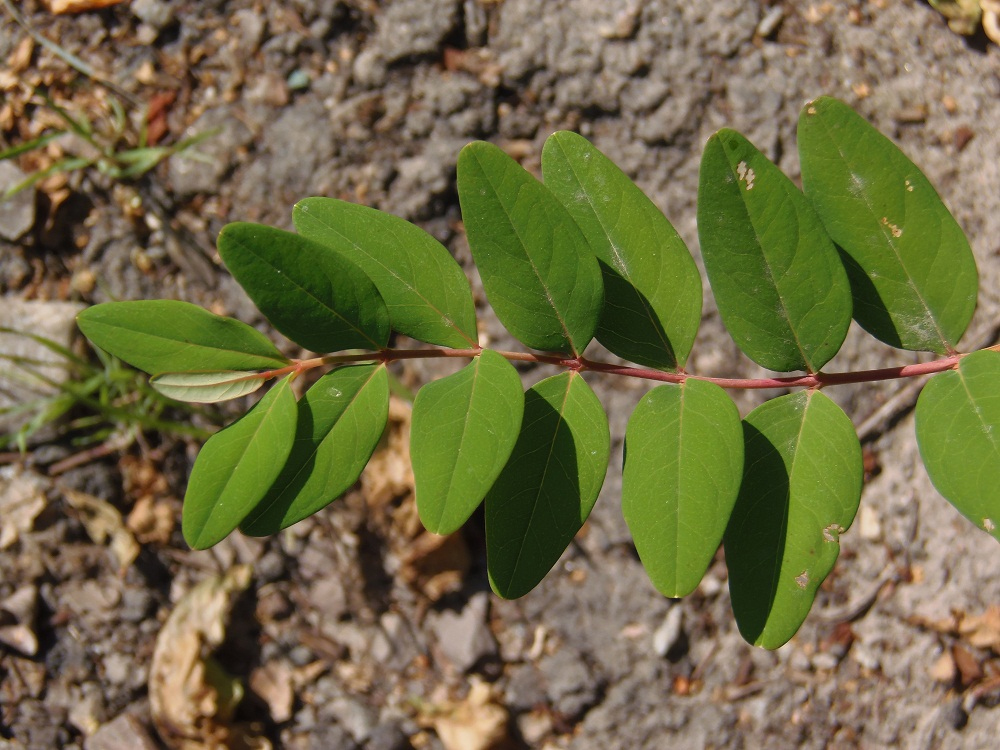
[239,364,389,535]
[293,198,478,348]
[412,350,525,535]
[916,350,1000,541]
[182,375,298,549]
[798,96,978,354]
[698,129,853,373]
[541,131,702,369]
[218,223,390,353]
[77,301,289,375]
[622,380,743,597]
[725,390,862,649]
[485,372,610,598]
[150,371,266,403]
[457,141,604,356]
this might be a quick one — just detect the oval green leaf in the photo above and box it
[77,300,289,375]
[697,129,853,373]
[293,198,478,348]
[412,350,525,535]
[218,223,390,353]
[798,96,978,354]
[457,141,604,356]
[150,370,266,403]
[622,380,743,598]
[541,131,702,370]
[182,375,298,550]
[240,364,390,535]
[725,390,863,649]
[485,371,610,599]
[916,350,1000,541]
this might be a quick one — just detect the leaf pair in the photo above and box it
[698,97,977,374]
[184,364,389,549]
[457,132,702,369]
[623,381,862,648]
[412,353,610,599]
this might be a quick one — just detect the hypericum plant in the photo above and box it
[77,97,1000,648]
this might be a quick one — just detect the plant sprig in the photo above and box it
[78,97,999,649]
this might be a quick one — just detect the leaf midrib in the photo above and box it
[234,235,384,350]
[475,152,578,355]
[552,139,675,365]
[299,208,478,348]
[815,115,950,351]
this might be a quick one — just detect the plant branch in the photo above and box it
[278,345,974,390]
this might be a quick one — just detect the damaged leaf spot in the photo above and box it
[985,518,996,533]
[795,570,810,589]
[905,179,914,192]
[881,216,903,238]
[822,523,845,543]
[736,160,756,191]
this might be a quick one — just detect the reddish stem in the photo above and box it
[278,346,969,391]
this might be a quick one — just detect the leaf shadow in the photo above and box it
[596,260,677,369]
[485,392,583,600]
[835,245,904,349]
[724,420,791,645]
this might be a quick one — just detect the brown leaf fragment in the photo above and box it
[952,644,985,687]
[930,651,957,684]
[422,681,512,750]
[42,0,127,14]
[0,467,48,550]
[0,585,39,656]
[63,487,140,572]
[149,565,271,750]
[249,661,295,723]
[914,607,1000,655]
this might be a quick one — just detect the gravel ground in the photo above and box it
[3,1,1000,748]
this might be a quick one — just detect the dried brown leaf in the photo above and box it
[42,0,127,14]
[63,487,140,572]
[149,565,271,750]
[0,467,48,550]
[424,681,511,750]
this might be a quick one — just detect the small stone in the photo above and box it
[366,721,409,750]
[84,714,160,750]
[432,592,497,673]
[0,161,36,240]
[0,585,39,656]
[130,0,175,31]
[811,651,840,672]
[652,605,684,657]
[102,653,132,686]
[516,710,553,745]
[537,647,600,720]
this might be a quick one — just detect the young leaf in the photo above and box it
[218,223,390,353]
[150,370,266,403]
[698,129,853,373]
[725,390,862,649]
[293,198,478,348]
[240,364,390,535]
[622,380,743,598]
[798,96,978,354]
[485,371,610,599]
[541,131,702,370]
[77,300,289,375]
[457,141,604,356]
[182,375,298,550]
[916,350,1000,541]
[412,350,525,535]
